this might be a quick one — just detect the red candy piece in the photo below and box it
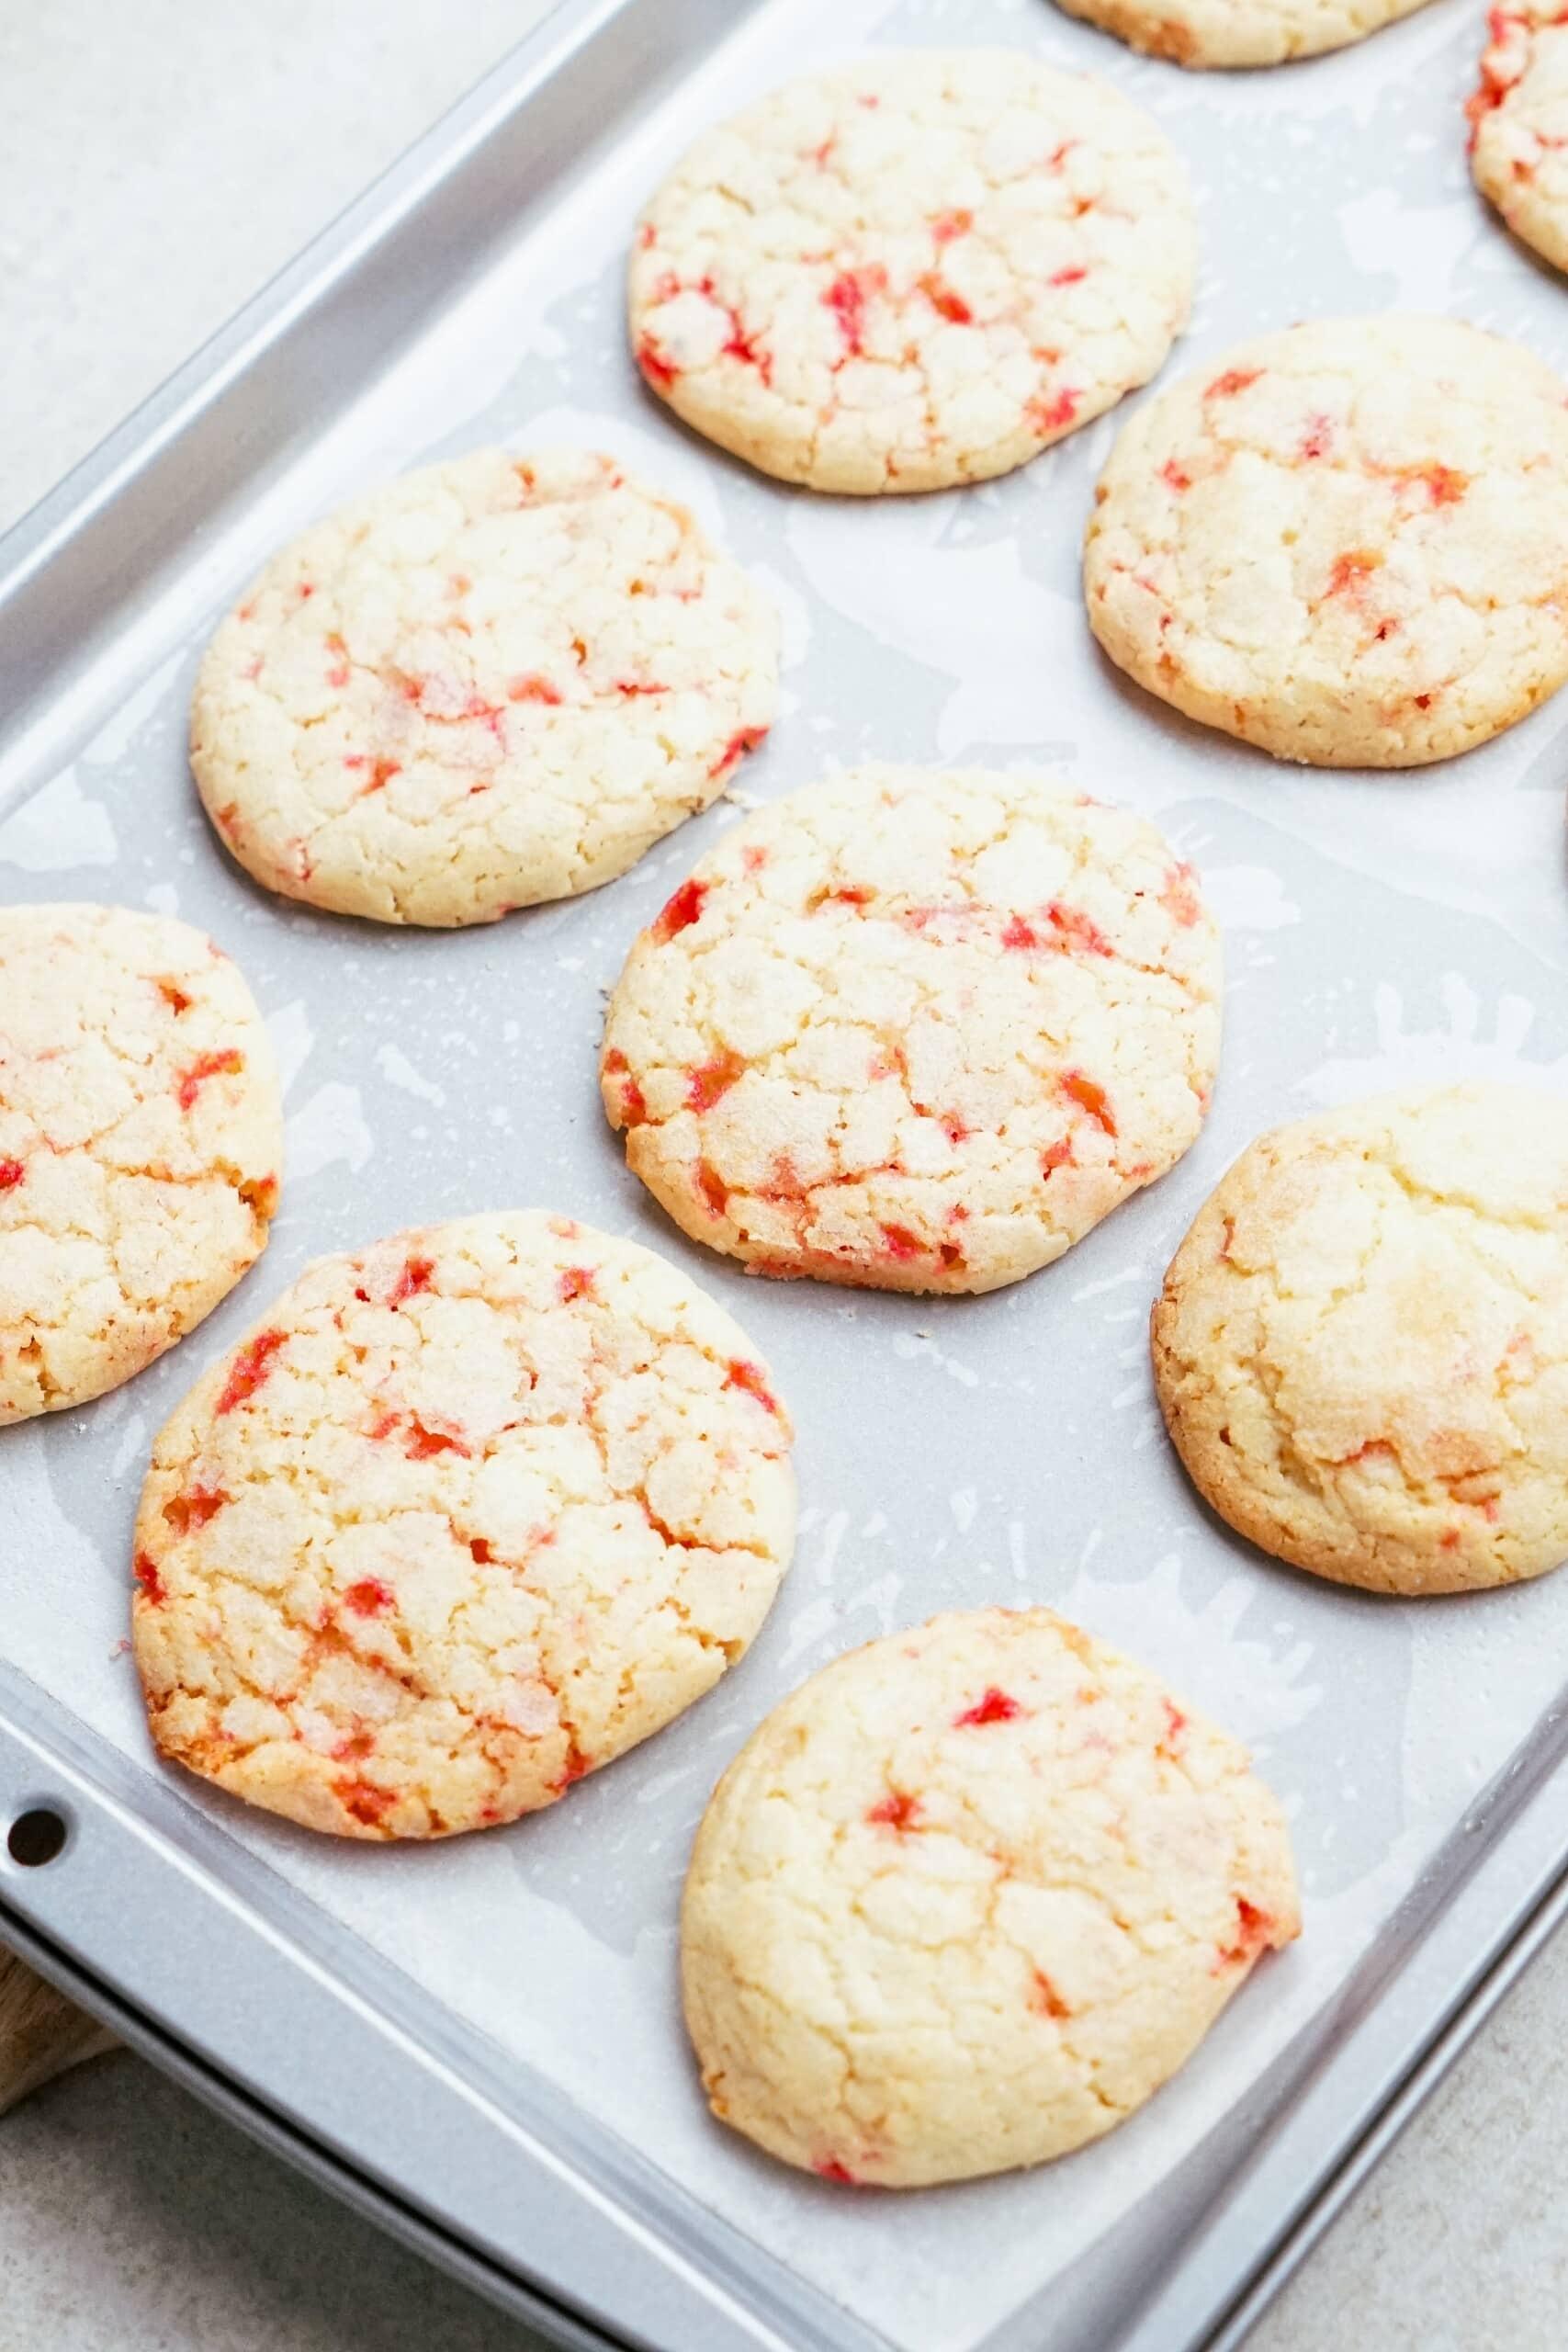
[163,1485,228,1535]
[688,1050,746,1113]
[953,1686,1022,1728]
[1048,901,1111,956]
[1061,1071,1116,1136]
[343,1577,395,1617]
[1216,1895,1276,1970]
[652,877,707,942]
[335,1778,396,1827]
[133,1552,166,1605]
[865,1789,920,1831]
[604,1048,648,1125]
[389,1255,434,1305]
[216,1329,287,1415]
[1029,1970,1071,2019]
[1029,387,1079,434]
[726,1358,779,1415]
[637,337,679,390]
[921,274,973,324]
[403,1420,469,1462]
[1159,863,1202,927]
[175,1047,244,1112]
[708,724,769,780]
[823,266,886,356]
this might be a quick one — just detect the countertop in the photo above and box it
[0,6,1562,2349]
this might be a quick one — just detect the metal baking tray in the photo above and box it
[6,0,1568,2345]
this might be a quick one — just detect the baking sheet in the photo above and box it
[6,0,1568,2345]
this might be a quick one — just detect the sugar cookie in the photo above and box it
[191,449,777,926]
[601,766,1221,1295]
[0,904,280,1423]
[1470,4,1568,276]
[1053,0,1432,72]
[629,51,1194,493]
[682,1605,1299,2187]
[1153,1083,1568,1594]
[1085,316,1568,767]
[133,1212,795,1836]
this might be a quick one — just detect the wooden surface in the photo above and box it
[0,1948,115,2116]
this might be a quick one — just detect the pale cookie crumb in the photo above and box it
[1052,0,1433,71]
[0,903,281,1424]
[191,448,777,928]
[600,764,1221,1296]
[1084,315,1568,768]
[682,1605,1298,2188]
[1152,1082,1568,1595]
[628,50,1194,495]
[133,1211,795,1838]
[1470,4,1568,277]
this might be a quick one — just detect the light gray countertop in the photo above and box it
[0,6,1560,2348]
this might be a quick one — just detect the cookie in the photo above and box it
[681,1605,1299,2188]
[191,449,777,928]
[628,50,1195,495]
[0,904,281,1424]
[132,1212,795,1838]
[1052,0,1431,70]
[1470,5,1568,275]
[600,766,1221,1295]
[1084,316,1568,767]
[1152,1083,1568,1595]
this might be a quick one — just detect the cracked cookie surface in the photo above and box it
[0,903,281,1424]
[1152,1083,1568,1594]
[1052,0,1431,70]
[1084,316,1568,767]
[191,448,777,927]
[628,50,1194,494]
[600,765,1221,1295]
[681,1604,1298,2188]
[1470,4,1568,276]
[133,1211,795,1838]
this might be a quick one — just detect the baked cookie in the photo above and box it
[1085,316,1568,767]
[1470,5,1568,275]
[1052,0,1431,70]
[601,766,1221,1295]
[1152,1083,1568,1595]
[191,449,777,927]
[133,1212,795,1838]
[628,50,1195,494]
[0,904,281,1424]
[682,1605,1299,2188]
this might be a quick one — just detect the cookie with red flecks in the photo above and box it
[681,1605,1299,2188]
[1085,315,1568,767]
[627,50,1194,494]
[600,765,1221,1295]
[0,903,281,1424]
[191,448,777,927]
[1470,4,1568,276]
[1052,0,1432,70]
[132,1212,795,1838]
[1153,1083,1568,1595]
